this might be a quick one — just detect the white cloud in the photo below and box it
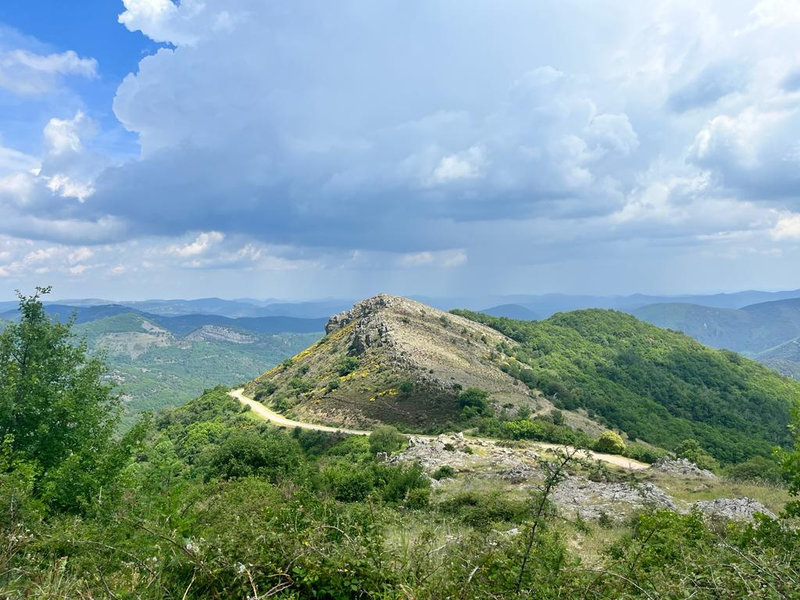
[584,113,639,155]
[68,264,89,275]
[118,0,209,45]
[44,112,93,155]
[431,146,486,184]
[772,213,800,240]
[0,49,97,95]
[397,249,467,269]
[68,247,93,263]
[748,0,800,30]
[0,145,39,177]
[169,231,225,257]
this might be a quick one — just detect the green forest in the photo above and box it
[454,309,800,463]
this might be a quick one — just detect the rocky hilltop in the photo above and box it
[246,294,596,430]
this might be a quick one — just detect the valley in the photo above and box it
[0,305,325,420]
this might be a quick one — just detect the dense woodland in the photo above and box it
[2,291,800,598]
[455,308,799,463]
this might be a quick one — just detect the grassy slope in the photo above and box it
[456,308,798,463]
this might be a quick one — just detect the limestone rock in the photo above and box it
[693,497,775,521]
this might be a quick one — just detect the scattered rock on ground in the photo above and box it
[693,497,775,521]
[551,478,676,521]
[650,458,716,479]
[499,462,540,483]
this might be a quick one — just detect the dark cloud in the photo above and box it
[667,62,748,112]
[781,67,800,92]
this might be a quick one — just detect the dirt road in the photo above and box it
[228,388,649,471]
[229,388,371,435]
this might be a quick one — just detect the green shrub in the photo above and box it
[369,426,406,454]
[322,463,375,501]
[594,431,626,455]
[287,377,312,395]
[432,465,455,480]
[624,442,669,464]
[549,408,565,425]
[376,463,429,503]
[398,380,414,397]
[458,388,490,415]
[439,490,528,527]
[208,430,302,482]
[675,439,719,471]
[336,356,359,376]
[725,455,784,484]
[405,486,431,509]
[254,380,278,400]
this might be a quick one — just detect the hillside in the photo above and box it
[481,303,540,320]
[757,338,800,379]
[631,297,800,355]
[246,295,797,463]
[457,309,797,463]
[245,295,600,431]
[631,303,752,349]
[71,312,322,418]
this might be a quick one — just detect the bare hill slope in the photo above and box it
[245,294,587,430]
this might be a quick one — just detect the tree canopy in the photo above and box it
[0,288,140,513]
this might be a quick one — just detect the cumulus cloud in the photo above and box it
[4,0,800,296]
[431,146,486,184]
[168,231,225,258]
[44,112,93,155]
[689,106,800,200]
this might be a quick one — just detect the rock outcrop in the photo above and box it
[693,497,776,520]
[650,457,717,479]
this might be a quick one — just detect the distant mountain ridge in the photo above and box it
[631,296,800,379]
[631,297,800,354]
[5,288,800,321]
[0,304,327,335]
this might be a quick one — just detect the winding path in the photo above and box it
[228,388,649,471]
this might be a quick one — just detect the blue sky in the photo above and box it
[1,0,800,300]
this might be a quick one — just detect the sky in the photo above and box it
[1,0,800,301]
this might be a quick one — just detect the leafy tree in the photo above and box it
[254,380,278,401]
[0,288,140,513]
[549,408,565,426]
[726,455,783,484]
[368,426,405,454]
[208,429,301,481]
[675,438,719,471]
[594,430,626,455]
